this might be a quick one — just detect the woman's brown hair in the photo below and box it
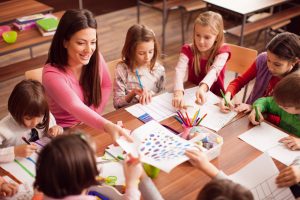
[47,9,101,107]
[8,79,50,134]
[34,133,98,198]
[192,11,225,76]
[121,24,159,71]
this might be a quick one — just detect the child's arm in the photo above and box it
[14,144,37,158]
[123,156,143,200]
[47,125,64,137]
[248,97,272,125]
[276,157,300,187]
[173,53,189,109]
[185,148,220,178]
[139,174,164,200]
[0,176,18,197]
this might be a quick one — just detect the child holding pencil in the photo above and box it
[33,133,163,200]
[113,24,165,109]
[249,72,300,150]
[172,11,231,109]
[0,80,63,163]
[220,32,300,113]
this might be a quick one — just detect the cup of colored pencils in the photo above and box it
[175,110,207,140]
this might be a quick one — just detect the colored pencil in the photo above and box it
[177,110,187,126]
[185,112,192,127]
[220,89,229,107]
[135,69,143,89]
[197,113,207,126]
[173,115,183,124]
[192,109,200,126]
[254,106,260,121]
[22,137,31,145]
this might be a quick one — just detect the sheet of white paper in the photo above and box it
[120,120,194,173]
[229,153,295,200]
[99,162,125,185]
[193,104,237,131]
[116,137,139,158]
[184,87,220,106]
[238,122,288,152]
[125,92,175,121]
[267,144,300,166]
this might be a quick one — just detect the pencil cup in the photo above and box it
[180,125,192,139]
[143,163,160,178]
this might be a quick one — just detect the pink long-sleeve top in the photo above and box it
[42,53,112,129]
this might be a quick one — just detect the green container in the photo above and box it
[143,163,160,178]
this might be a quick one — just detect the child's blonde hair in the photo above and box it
[273,71,300,109]
[121,24,159,71]
[192,11,224,76]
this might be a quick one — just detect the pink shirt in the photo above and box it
[42,53,112,129]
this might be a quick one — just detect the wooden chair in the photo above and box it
[137,0,207,53]
[107,59,122,82]
[24,67,43,82]
[226,43,258,102]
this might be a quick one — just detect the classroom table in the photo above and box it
[202,0,289,46]
[0,11,65,58]
[0,108,288,199]
[0,0,53,25]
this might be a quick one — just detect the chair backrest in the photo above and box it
[107,59,121,81]
[226,43,258,74]
[24,67,43,82]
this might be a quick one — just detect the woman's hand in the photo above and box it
[279,136,300,151]
[219,92,234,113]
[195,84,208,105]
[172,90,184,109]
[104,121,133,142]
[48,125,64,137]
[14,144,37,158]
[248,107,264,125]
[276,165,300,187]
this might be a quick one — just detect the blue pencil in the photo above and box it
[135,69,143,89]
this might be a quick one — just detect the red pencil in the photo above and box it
[185,112,192,127]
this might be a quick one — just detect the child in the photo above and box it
[220,32,300,113]
[172,11,230,108]
[33,133,161,200]
[249,72,300,150]
[185,148,253,200]
[0,80,63,163]
[113,24,165,109]
[0,176,18,197]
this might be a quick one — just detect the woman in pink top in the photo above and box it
[172,11,231,109]
[42,9,130,141]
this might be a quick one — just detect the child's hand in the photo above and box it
[14,144,37,158]
[219,92,234,113]
[276,165,300,187]
[124,154,143,188]
[279,136,300,151]
[0,182,18,197]
[104,121,133,143]
[48,125,63,137]
[185,148,219,178]
[195,85,208,105]
[248,107,264,125]
[139,89,152,105]
[234,103,252,113]
[172,90,184,109]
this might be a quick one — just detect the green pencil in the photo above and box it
[220,89,229,107]
[254,106,260,121]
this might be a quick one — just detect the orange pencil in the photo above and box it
[196,113,207,126]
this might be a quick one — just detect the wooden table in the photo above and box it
[0,0,54,25]
[72,108,286,200]
[203,0,289,46]
[0,108,288,199]
[0,11,65,58]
